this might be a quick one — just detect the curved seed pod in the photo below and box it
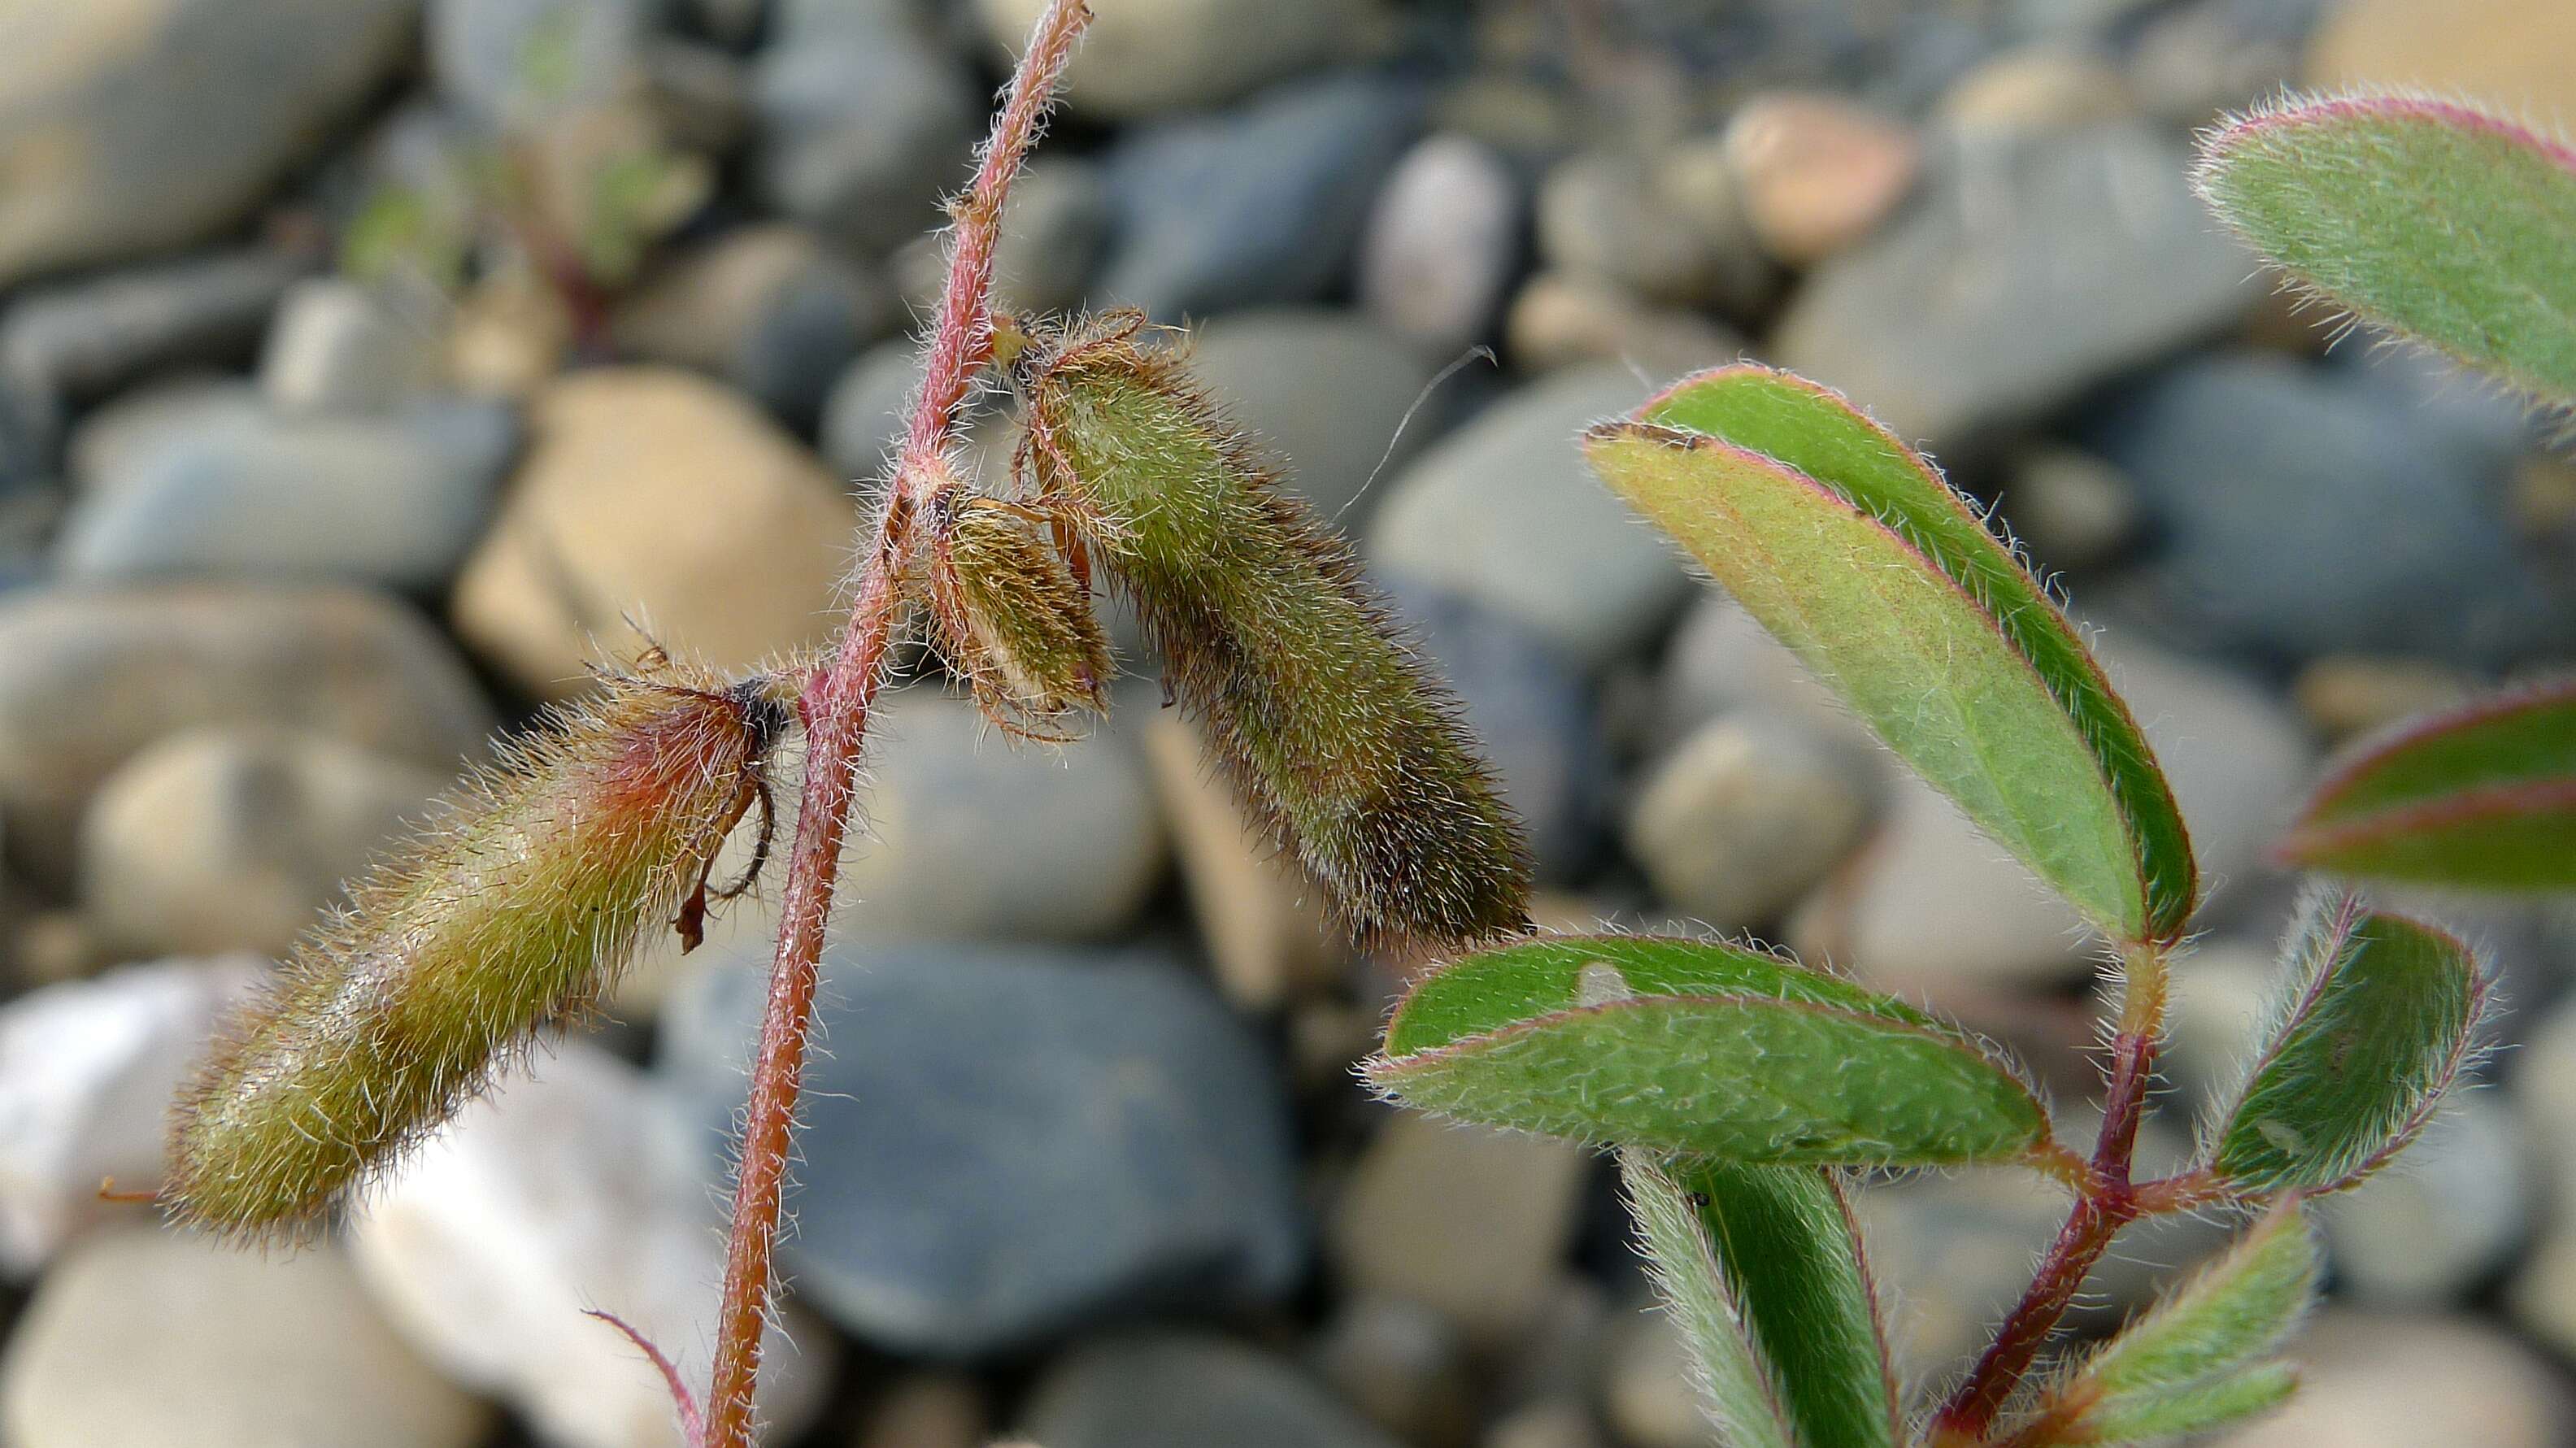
[1005,311,1532,951]
[165,655,794,1240]
[922,479,1112,740]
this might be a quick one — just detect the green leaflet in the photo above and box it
[2021,1203,2316,1445]
[2196,93,2576,406]
[2208,896,2484,1195]
[1587,369,2194,946]
[1367,937,2052,1169]
[2278,680,2576,889]
[1623,1154,1899,1448]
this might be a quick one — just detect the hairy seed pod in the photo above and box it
[1003,311,1533,950]
[165,655,792,1240]
[923,479,1112,739]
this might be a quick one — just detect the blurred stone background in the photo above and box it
[0,0,2573,1445]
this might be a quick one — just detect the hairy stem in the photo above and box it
[698,6,1092,1445]
[1929,940,2174,1444]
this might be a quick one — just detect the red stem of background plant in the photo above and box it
[697,7,1093,1446]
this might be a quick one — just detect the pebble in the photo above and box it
[0,2,415,285]
[1503,271,1747,380]
[751,2,977,252]
[348,1042,835,1448]
[1369,365,1690,667]
[0,957,261,1273]
[857,1374,991,1448]
[0,585,495,888]
[613,224,898,433]
[2086,352,2566,667]
[659,941,1304,1355]
[2291,654,2476,744]
[1625,707,1876,931]
[429,0,654,123]
[63,376,262,494]
[259,278,443,415]
[1099,73,1422,320]
[2320,1094,2530,1306]
[1488,1399,1610,1448]
[1140,711,1338,1012]
[974,0,1366,118]
[1187,308,1441,527]
[2212,1311,2569,1448]
[0,1226,491,1448]
[988,157,1114,316]
[77,727,447,960]
[2306,0,2576,122]
[1329,1114,1589,1346]
[447,269,577,398]
[1649,594,1876,756]
[55,396,517,593]
[1019,1332,1403,1448]
[820,338,927,482]
[1357,134,1523,355]
[1999,444,2142,574]
[1536,150,1765,311]
[1603,1310,1706,1448]
[1311,1294,1477,1448]
[1937,43,2136,133]
[1722,92,1922,266]
[450,366,855,698]
[1773,124,2256,449]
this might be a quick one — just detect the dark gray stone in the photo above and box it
[1099,73,1423,320]
[429,0,659,122]
[1020,1333,1400,1448]
[1187,309,1443,527]
[751,2,978,252]
[659,943,1306,1356]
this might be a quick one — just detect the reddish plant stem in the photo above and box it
[698,6,1092,1446]
[1930,940,2174,1445]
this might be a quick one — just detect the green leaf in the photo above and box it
[1367,935,2052,1168]
[1623,1154,1900,1448]
[1588,367,2195,945]
[2022,1203,2316,1445]
[2208,896,2484,1195]
[2195,92,2576,406]
[2278,680,2576,889]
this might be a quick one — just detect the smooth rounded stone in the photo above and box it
[1490,1399,1609,1448]
[259,278,443,415]
[2084,352,2567,667]
[78,727,448,960]
[1099,73,1422,321]
[1774,124,2256,450]
[449,269,577,398]
[2308,0,2576,120]
[0,585,495,888]
[751,6,977,252]
[0,1,414,287]
[1358,134,1522,354]
[451,366,854,698]
[2125,2,2308,125]
[349,1043,834,1448]
[0,1226,491,1448]
[1188,308,1440,527]
[1390,582,1608,881]
[1311,1294,1477,1448]
[1369,365,1690,667]
[981,156,1113,317]
[0,250,307,445]
[1020,1333,1402,1448]
[1936,42,2136,132]
[1999,443,2140,573]
[1603,1310,1704,1448]
[1722,92,1921,267]
[1625,707,1876,931]
[659,941,1305,1355]
[821,337,925,480]
[840,688,1166,943]
[1329,1114,1589,1346]
[2212,1311,2569,1448]
[2291,654,2476,744]
[1141,711,1338,1012]
[56,396,518,592]
[63,375,261,493]
[857,1373,992,1448]
[975,0,1368,118]
[0,956,261,1274]
[613,224,898,433]
[1652,594,1875,754]
[2158,935,2281,1103]
[1536,150,1769,312]
[1504,270,1747,379]
[431,0,656,122]
[2321,1094,2530,1306]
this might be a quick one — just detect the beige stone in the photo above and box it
[1142,711,1338,1011]
[2309,0,2576,121]
[1329,1114,1588,1346]
[1725,93,1921,266]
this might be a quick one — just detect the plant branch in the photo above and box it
[697,6,1092,1446]
[1928,939,2176,1444]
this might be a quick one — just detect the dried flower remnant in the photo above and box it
[1003,310,1534,951]
[165,653,794,1240]
[921,473,1112,740]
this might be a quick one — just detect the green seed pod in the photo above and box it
[1005,311,1533,950]
[923,478,1112,739]
[165,654,791,1240]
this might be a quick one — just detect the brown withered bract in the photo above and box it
[920,469,1112,741]
[998,309,1534,952]
[164,651,794,1241]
